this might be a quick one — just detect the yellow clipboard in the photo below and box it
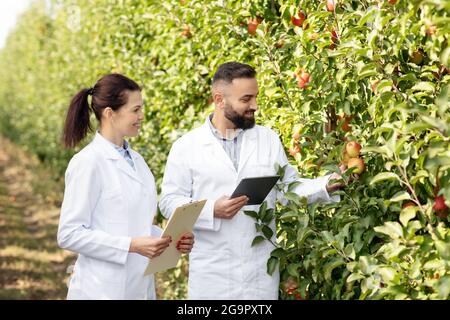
[144,199,207,275]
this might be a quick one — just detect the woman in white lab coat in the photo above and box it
[57,73,194,300]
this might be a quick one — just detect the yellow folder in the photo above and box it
[144,199,207,275]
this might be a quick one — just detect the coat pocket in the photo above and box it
[99,187,127,222]
[188,249,231,299]
[84,255,125,284]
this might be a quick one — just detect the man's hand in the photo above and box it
[326,164,347,193]
[214,195,249,219]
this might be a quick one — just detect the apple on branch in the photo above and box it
[247,18,259,36]
[346,141,362,158]
[326,0,335,12]
[347,157,365,174]
[291,10,306,27]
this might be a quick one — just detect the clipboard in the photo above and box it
[230,175,280,205]
[144,199,207,275]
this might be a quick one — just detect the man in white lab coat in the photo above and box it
[159,62,343,299]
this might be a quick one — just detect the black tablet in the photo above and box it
[230,175,280,205]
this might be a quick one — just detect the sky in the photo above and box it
[0,0,32,49]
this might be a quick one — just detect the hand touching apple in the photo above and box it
[327,140,366,193]
[326,164,347,193]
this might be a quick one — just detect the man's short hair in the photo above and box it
[212,62,256,85]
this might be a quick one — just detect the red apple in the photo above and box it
[346,141,362,157]
[402,202,415,208]
[388,0,397,4]
[297,78,306,89]
[341,151,350,165]
[289,145,300,156]
[410,50,424,65]
[433,195,448,212]
[326,0,335,12]
[292,129,301,141]
[328,28,338,49]
[291,10,306,27]
[247,18,259,35]
[331,29,338,42]
[294,68,310,89]
[300,70,310,83]
[181,25,191,37]
[283,277,298,293]
[338,114,352,132]
[348,157,365,174]
[341,120,351,132]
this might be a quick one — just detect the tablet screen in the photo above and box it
[230,175,280,205]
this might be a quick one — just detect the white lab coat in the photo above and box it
[57,132,162,300]
[160,121,339,300]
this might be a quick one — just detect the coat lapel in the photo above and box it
[92,132,145,186]
[115,155,145,186]
[198,123,236,173]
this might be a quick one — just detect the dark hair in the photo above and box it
[63,73,141,148]
[212,62,256,85]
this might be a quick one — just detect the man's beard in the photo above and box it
[224,102,256,129]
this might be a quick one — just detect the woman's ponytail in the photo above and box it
[63,88,93,148]
[62,74,141,148]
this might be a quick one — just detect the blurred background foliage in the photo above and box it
[0,0,449,299]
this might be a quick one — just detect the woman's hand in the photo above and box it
[176,232,195,254]
[129,236,171,258]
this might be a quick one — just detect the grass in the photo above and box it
[0,136,74,299]
[0,135,188,299]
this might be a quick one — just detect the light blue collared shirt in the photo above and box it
[100,132,135,170]
[206,114,244,171]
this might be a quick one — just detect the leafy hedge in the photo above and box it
[0,0,449,299]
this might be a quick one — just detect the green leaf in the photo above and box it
[374,222,404,239]
[410,82,435,92]
[390,191,411,202]
[423,259,445,270]
[259,201,268,218]
[287,263,300,278]
[405,122,433,134]
[297,228,315,246]
[438,276,450,299]
[344,243,356,260]
[267,256,278,276]
[279,211,298,220]
[270,247,286,258]
[261,209,274,224]
[262,225,274,239]
[347,273,365,283]
[244,210,258,219]
[370,172,401,185]
[323,257,346,281]
[284,192,301,205]
[435,240,450,260]
[251,236,265,247]
[359,256,376,275]
[399,207,417,227]
[377,267,396,283]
